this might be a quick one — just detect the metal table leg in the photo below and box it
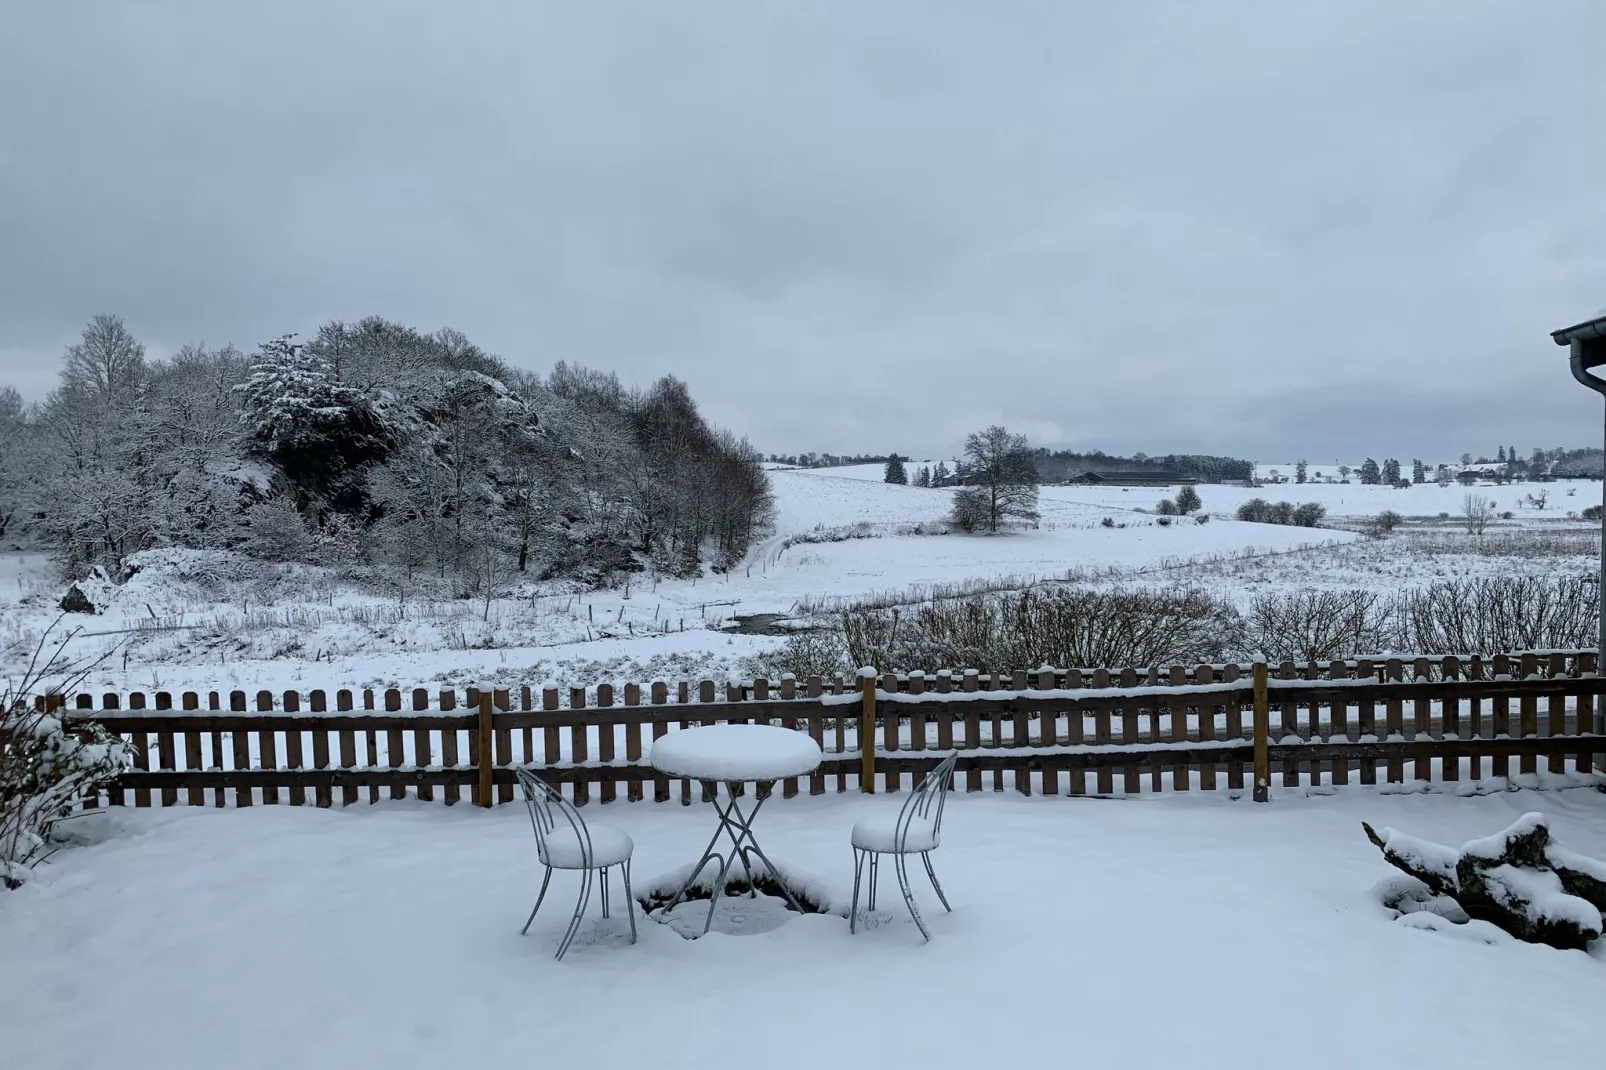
[660,778,806,935]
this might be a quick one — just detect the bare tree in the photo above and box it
[61,315,146,402]
[1462,493,1495,535]
[954,425,1039,533]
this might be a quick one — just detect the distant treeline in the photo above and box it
[1031,449,1253,484]
[766,453,894,468]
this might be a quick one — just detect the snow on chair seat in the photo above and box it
[849,752,958,942]
[540,823,634,870]
[515,766,638,961]
[851,814,938,854]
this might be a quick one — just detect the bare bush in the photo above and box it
[744,626,848,681]
[841,585,1239,672]
[1245,589,1393,662]
[1462,494,1495,535]
[1395,575,1598,655]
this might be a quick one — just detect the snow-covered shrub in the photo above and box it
[1174,485,1202,514]
[1246,589,1392,663]
[1584,505,1603,522]
[745,626,848,682]
[1394,575,1597,655]
[1155,498,1178,516]
[1100,516,1115,528]
[841,585,1239,672]
[239,497,314,562]
[1156,516,1172,526]
[1291,502,1325,527]
[1,627,131,888]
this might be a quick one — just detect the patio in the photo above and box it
[4,787,1605,1070]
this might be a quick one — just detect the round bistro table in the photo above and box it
[648,723,823,935]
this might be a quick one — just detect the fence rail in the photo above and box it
[30,651,1606,810]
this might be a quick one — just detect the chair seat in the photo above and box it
[851,813,939,854]
[539,823,634,869]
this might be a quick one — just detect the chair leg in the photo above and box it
[600,866,611,919]
[895,851,930,942]
[555,868,593,961]
[621,859,638,945]
[867,854,879,911]
[922,852,951,912]
[850,848,866,935]
[521,866,554,936]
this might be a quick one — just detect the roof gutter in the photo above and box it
[1554,314,1606,395]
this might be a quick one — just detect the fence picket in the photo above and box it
[182,692,203,806]
[1120,667,1140,795]
[625,684,644,803]
[227,691,250,807]
[1222,663,1243,792]
[1195,664,1216,791]
[1492,655,1512,780]
[337,690,358,806]
[413,688,434,802]
[570,687,590,806]
[256,690,277,804]
[440,689,459,806]
[1519,652,1540,776]
[1355,659,1376,785]
[650,682,670,802]
[963,670,981,793]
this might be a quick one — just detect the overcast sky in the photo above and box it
[4,1,1606,463]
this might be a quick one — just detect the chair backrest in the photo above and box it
[895,752,959,848]
[515,766,595,867]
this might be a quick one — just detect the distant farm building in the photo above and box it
[1065,470,1195,486]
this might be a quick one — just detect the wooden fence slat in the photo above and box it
[154,692,177,807]
[570,687,590,806]
[963,670,981,792]
[1169,665,1189,792]
[207,692,222,807]
[1413,658,1433,782]
[1579,652,1598,775]
[385,689,405,801]
[1439,657,1459,783]
[283,690,305,805]
[1355,659,1376,785]
[805,676,826,796]
[597,683,616,804]
[681,681,694,805]
[413,688,434,802]
[182,692,203,806]
[520,686,534,766]
[1327,660,1347,787]
[363,689,379,805]
[249,690,275,805]
[128,692,151,808]
[1384,659,1404,784]
[495,688,513,805]
[1275,661,1297,788]
[882,672,900,794]
[542,686,561,802]
[337,690,358,806]
[227,690,250,807]
[624,684,644,803]
[1063,668,1083,796]
[650,682,671,802]
[1493,655,1512,781]
[1120,667,1141,794]
[1466,656,1484,780]
[1222,664,1243,792]
[439,689,459,806]
[1195,664,1216,791]
[1519,653,1540,776]
[1037,668,1058,796]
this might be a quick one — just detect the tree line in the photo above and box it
[0,315,773,594]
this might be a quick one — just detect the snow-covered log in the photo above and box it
[1362,813,1605,950]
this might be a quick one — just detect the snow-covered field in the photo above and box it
[3,785,1604,1070]
[0,467,1597,697]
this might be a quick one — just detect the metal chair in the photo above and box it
[515,766,637,960]
[849,752,959,941]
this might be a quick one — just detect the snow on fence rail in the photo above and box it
[23,651,1606,810]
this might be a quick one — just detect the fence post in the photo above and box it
[477,688,494,808]
[859,668,877,794]
[1252,661,1270,803]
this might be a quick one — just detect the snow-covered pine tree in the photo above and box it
[884,455,907,484]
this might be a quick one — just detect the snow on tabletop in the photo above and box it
[1374,826,1461,890]
[1482,865,1604,931]
[648,723,822,781]
[1460,812,1548,860]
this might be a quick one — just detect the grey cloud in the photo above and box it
[3,0,1605,460]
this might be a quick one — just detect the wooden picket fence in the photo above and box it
[36,650,1606,810]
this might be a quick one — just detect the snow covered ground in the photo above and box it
[4,784,1604,1070]
[0,467,1597,697]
